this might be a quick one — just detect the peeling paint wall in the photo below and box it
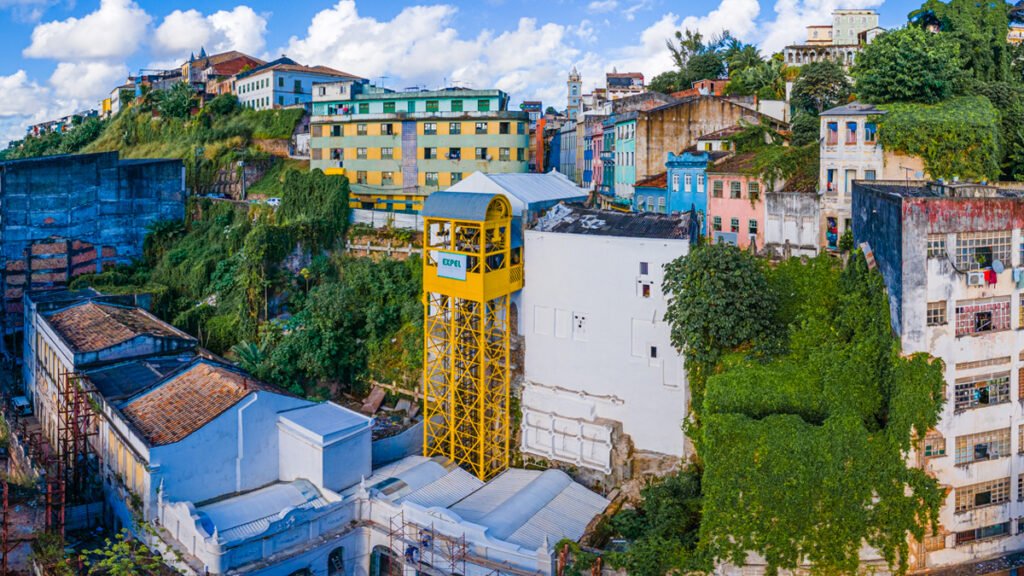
[0,152,185,344]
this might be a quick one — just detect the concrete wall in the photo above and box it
[279,423,372,493]
[521,229,689,473]
[635,97,773,185]
[765,192,820,257]
[1,152,185,337]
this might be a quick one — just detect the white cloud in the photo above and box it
[23,0,151,60]
[0,70,49,117]
[0,0,56,23]
[622,0,655,21]
[587,0,618,13]
[153,6,268,59]
[676,0,761,42]
[49,61,128,101]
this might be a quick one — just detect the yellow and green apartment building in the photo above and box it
[310,85,530,213]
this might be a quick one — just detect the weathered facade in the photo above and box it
[764,191,820,258]
[635,96,786,189]
[853,180,1024,570]
[0,152,186,354]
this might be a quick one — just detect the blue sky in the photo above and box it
[0,0,919,144]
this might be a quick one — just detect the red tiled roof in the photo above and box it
[121,361,283,446]
[46,302,192,353]
[264,63,360,78]
[635,171,668,189]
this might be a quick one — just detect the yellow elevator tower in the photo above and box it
[421,192,523,480]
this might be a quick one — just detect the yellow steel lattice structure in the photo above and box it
[421,193,523,480]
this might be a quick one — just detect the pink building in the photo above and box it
[591,122,604,191]
[706,153,766,250]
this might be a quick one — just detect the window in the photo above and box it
[357,147,367,159]
[330,148,343,160]
[358,103,369,114]
[381,171,394,185]
[826,122,838,145]
[927,234,946,259]
[451,100,463,112]
[451,172,463,184]
[380,123,394,135]
[408,101,416,113]
[640,262,649,275]
[955,477,1011,513]
[924,430,946,458]
[425,172,439,186]
[517,148,525,162]
[517,122,526,135]
[956,231,1011,271]
[730,181,741,199]
[954,373,1011,412]
[478,99,491,112]
[424,147,437,160]
[646,198,654,212]
[730,218,740,233]
[448,148,461,160]
[927,301,947,326]
[955,297,1011,336]
[278,77,284,87]
[826,168,836,193]
[650,346,658,358]
[381,147,394,159]
[956,522,1009,545]
[748,219,758,235]
[712,181,723,197]
[331,125,341,137]
[426,100,439,112]
[658,197,666,214]
[424,122,437,135]
[475,147,487,160]
[748,182,760,200]
[383,101,396,113]
[357,123,368,135]
[499,122,510,134]
[449,122,462,135]
[476,122,488,134]
[955,428,1011,464]
[713,216,722,231]
[278,96,284,106]
[499,148,510,161]
[356,171,367,184]
[845,121,858,144]
[865,122,877,143]
[697,174,705,191]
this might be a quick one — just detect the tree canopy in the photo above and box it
[910,0,1012,82]
[792,60,852,113]
[853,26,963,104]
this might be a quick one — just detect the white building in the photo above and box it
[23,292,609,576]
[764,191,820,258]
[854,180,1024,572]
[520,205,692,478]
[235,57,361,111]
[819,102,926,250]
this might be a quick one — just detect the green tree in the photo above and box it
[792,60,852,113]
[970,80,1024,180]
[204,93,241,116]
[156,81,197,119]
[662,243,778,411]
[726,58,786,99]
[910,0,1011,82]
[648,70,685,94]
[853,27,963,104]
[789,111,820,146]
[83,529,166,575]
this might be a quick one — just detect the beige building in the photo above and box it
[784,9,881,67]
[819,102,925,250]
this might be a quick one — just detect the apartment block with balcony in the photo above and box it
[310,83,529,211]
[819,102,925,250]
[853,180,1024,571]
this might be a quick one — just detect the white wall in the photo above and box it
[520,229,689,472]
[149,391,310,506]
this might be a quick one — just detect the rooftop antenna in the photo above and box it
[378,75,389,90]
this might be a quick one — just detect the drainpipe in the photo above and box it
[235,393,258,493]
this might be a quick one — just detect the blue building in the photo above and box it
[634,151,719,232]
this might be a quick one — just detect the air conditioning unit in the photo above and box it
[967,271,986,286]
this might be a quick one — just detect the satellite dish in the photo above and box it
[993,260,1005,273]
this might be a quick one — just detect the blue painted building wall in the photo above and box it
[851,182,904,334]
[667,151,711,233]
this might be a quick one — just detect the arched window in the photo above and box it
[646,198,654,212]
[328,547,345,576]
[371,546,398,576]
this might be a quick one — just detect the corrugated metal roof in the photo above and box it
[420,191,500,221]
[821,102,885,116]
[198,480,328,544]
[483,172,589,208]
[366,456,484,509]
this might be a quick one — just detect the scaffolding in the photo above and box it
[422,193,522,481]
[55,368,96,498]
[386,512,467,576]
